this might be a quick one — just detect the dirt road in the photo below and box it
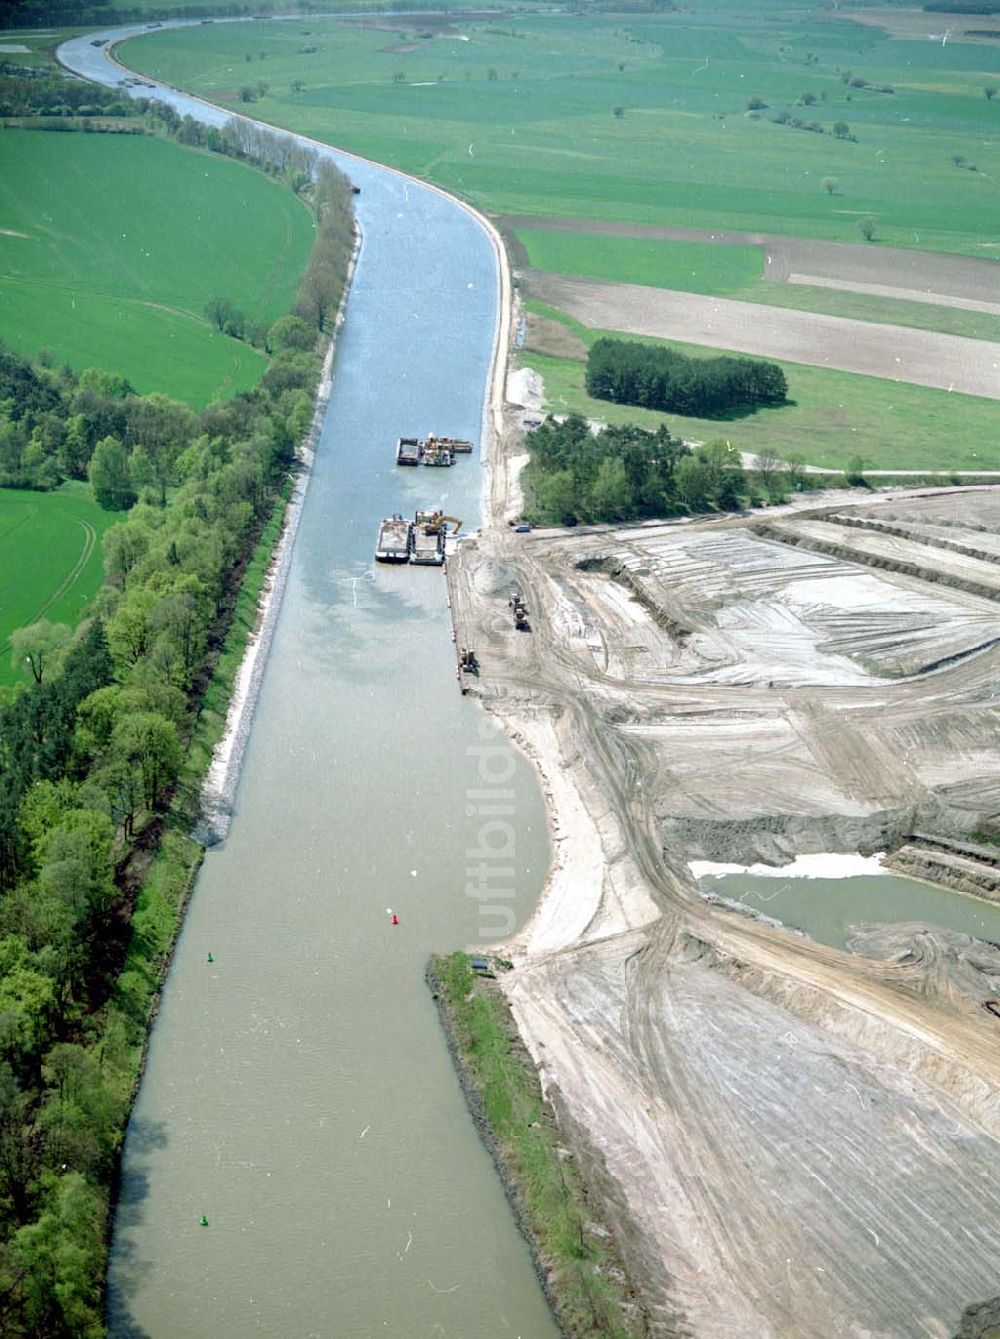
[525,272,1000,397]
[449,393,1000,1334]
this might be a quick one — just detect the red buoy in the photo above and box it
[391,913,399,926]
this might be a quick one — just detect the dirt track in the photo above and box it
[525,271,1000,397]
[449,401,1000,1334]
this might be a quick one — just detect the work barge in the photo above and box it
[374,514,412,563]
[395,434,474,468]
[374,510,461,565]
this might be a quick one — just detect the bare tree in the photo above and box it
[785,455,806,491]
[754,448,784,497]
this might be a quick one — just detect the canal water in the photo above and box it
[58,31,559,1339]
[695,859,1000,951]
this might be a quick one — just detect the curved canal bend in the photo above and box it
[60,31,559,1339]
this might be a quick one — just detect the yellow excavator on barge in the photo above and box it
[375,510,461,565]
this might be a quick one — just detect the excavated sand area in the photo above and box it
[449,482,1000,1337]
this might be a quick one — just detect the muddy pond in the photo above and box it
[694,855,1000,950]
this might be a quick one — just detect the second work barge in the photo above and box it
[375,514,412,562]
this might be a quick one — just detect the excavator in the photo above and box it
[414,509,462,535]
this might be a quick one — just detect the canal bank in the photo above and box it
[60,29,560,1339]
[428,952,648,1339]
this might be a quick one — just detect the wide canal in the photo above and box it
[61,29,559,1339]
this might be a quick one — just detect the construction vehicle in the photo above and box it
[458,647,479,674]
[509,591,530,631]
[421,438,454,467]
[415,510,461,535]
[426,434,473,455]
[411,510,462,565]
[411,518,444,565]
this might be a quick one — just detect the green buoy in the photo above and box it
[200,1215,209,1227]
[207,953,214,963]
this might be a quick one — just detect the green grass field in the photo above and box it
[522,302,997,474]
[0,131,315,405]
[0,482,115,684]
[122,4,999,255]
[516,229,764,293]
[116,3,997,471]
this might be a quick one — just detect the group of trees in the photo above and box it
[293,162,355,333]
[522,416,749,525]
[0,135,353,496]
[839,71,894,94]
[585,337,788,418]
[1,0,254,27]
[0,326,323,502]
[745,91,858,140]
[151,101,330,198]
[158,112,355,338]
[0,71,138,120]
[924,0,1000,12]
[0,106,357,1328]
[0,322,335,1330]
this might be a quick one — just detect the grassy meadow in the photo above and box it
[0,130,315,404]
[120,6,1000,472]
[0,482,114,683]
[122,5,1000,255]
[516,229,764,293]
[522,302,998,474]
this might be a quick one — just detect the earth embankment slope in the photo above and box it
[448,467,1000,1335]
